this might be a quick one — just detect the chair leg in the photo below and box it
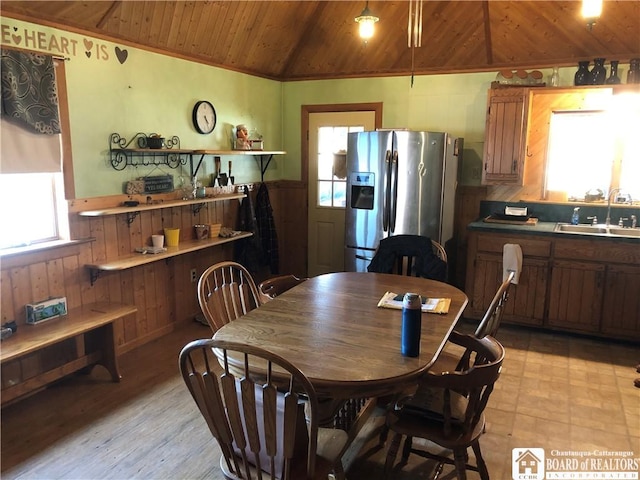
[332,461,346,480]
[453,448,468,480]
[471,441,489,480]
[401,435,413,462]
[378,424,389,447]
[384,433,403,477]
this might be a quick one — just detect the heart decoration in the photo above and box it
[83,39,93,51]
[12,34,21,44]
[115,46,128,64]
[85,51,91,58]
[13,27,18,31]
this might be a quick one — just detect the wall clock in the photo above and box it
[192,100,216,134]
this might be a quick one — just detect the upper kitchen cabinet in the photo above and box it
[482,87,530,185]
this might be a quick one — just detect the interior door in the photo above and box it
[308,111,375,277]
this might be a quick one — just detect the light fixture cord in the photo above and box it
[408,0,423,87]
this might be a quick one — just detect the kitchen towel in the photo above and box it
[503,243,522,284]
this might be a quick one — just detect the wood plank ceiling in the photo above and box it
[2,1,639,81]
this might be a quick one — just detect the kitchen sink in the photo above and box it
[608,227,640,237]
[555,224,608,234]
[555,223,640,238]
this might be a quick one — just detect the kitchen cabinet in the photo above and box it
[466,229,640,341]
[547,259,604,333]
[466,232,549,327]
[481,87,529,185]
[601,265,640,338]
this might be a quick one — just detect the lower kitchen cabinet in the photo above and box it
[601,264,640,338]
[547,260,604,333]
[466,230,640,341]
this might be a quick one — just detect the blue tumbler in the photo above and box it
[401,293,422,357]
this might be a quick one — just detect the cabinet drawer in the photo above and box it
[476,234,551,257]
[554,238,640,264]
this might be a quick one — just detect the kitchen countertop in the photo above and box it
[468,219,640,243]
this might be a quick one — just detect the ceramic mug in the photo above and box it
[151,234,164,249]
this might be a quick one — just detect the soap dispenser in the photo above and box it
[571,207,580,225]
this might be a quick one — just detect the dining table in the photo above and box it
[213,271,468,402]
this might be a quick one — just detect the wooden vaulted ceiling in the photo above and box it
[2,1,639,81]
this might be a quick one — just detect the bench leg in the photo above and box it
[96,322,121,382]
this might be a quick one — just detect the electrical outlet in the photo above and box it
[190,269,197,283]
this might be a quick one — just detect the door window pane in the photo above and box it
[316,125,364,208]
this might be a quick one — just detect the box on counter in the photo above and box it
[26,296,68,325]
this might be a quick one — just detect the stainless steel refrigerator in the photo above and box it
[344,130,462,272]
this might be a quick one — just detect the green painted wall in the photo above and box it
[282,73,495,185]
[1,18,283,198]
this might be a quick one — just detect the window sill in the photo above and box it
[0,238,93,259]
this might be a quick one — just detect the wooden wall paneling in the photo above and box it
[132,267,148,338]
[62,255,82,309]
[143,264,158,332]
[120,270,137,347]
[1,269,14,323]
[89,217,108,263]
[45,258,66,299]
[150,209,163,237]
[172,255,190,324]
[103,216,119,260]
[78,240,98,306]
[116,215,133,257]
[140,210,154,250]
[11,265,32,327]
[154,260,172,329]
[28,262,49,303]
[273,181,307,277]
[129,212,144,253]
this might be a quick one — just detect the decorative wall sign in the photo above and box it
[0,21,128,65]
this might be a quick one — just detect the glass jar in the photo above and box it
[550,67,560,87]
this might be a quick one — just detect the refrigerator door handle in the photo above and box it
[383,149,392,232]
[389,150,399,233]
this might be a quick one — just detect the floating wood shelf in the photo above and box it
[77,193,245,218]
[86,232,252,285]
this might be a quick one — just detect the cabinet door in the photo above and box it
[601,264,640,340]
[470,252,547,327]
[547,260,604,333]
[482,88,529,185]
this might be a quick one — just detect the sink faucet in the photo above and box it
[632,215,637,228]
[606,188,622,227]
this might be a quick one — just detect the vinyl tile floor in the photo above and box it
[348,323,640,479]
[2,321,638,479]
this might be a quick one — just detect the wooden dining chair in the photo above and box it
[179,338,348,480]
[258,274,308,304]
[367,235,448,282]
[424,270,515,379]
[197,261,262,333]
[383,333,505,480]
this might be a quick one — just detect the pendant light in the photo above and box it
[355,1,379,42]
[582,0,602,30]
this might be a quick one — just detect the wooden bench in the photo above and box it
[0,302,137,406]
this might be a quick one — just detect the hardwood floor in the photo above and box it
[2,320,639,479]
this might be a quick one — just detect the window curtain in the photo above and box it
[1,49,62,173]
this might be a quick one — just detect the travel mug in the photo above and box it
[401,293,422,357]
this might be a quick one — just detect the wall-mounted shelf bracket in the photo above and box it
[126,212,139,225]
[89,269,100,286]
[255,153,275,182]
[192,203,205,215]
